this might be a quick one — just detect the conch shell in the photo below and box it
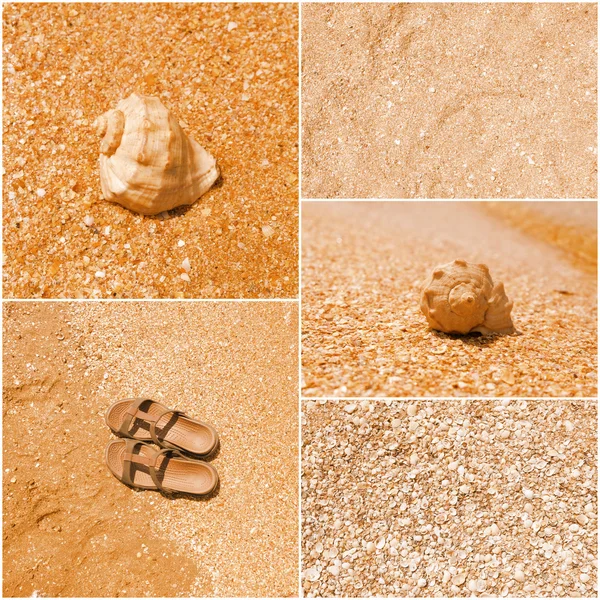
[93,93,219,215]
[420,259,514,335]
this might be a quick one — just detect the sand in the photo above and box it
[2,2,298,299]
[301,2,597,199]
[3,301,298,597]
[301,201,597,397]
[302,399,597,597]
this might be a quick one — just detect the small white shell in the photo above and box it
[420,259,514,334]
[94,92,218,215]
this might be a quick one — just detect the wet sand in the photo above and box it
[301,201,597,397]
[3,302,298,597]
[301,3,597,199]
[3,3,298,299]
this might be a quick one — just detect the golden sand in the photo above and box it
[3,2,298,299]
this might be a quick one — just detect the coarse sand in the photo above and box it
[302,399,597,597]
[301,201,597,397]
[3,301,298,597]
[3,2,298,299]
[301,2,597,199]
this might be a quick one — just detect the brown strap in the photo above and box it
[148,448,187,493]
[120,439,187,492]
[149,407,186,450]
[120,439,152,487]
[118,398,168,437]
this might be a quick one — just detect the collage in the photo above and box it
[1,0,597,598]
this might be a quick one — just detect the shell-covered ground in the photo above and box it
[302,399,597,597]
[3,301,298,597]
[301,201,597,397]
[301,2,597,199]
[2,2,298,298]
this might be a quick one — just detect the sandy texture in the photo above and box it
[3,2,298,298]
[301,2,597,199]
[301,201,597,397]
[3,301,298,597]
[302,399,598,597]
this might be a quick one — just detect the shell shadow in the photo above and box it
[432,329,522,347]
[145,172,224,221]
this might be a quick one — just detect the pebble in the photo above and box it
[407,404,418,417]
[136,552,142,558]
[391,418,402,428]
[490,523,499,536]
[95,271,105,279]
[177,240,185,247]
[10,477,17,484]
[568,523,579,533]
[366,541,376,553]
[409,453,419,465]
[417,578,427,587]
[304,568,320,582]
[576,514,589,526]
[327,565,339,576]
[344,403,357,414]
[452,572,467,586]
[580,573,590,583]
[523,489,534,499]
[513,568,525,582]
[182,257,191,272]
[83,215,94,227]
[262,225,275,238]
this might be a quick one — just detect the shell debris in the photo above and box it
[302,399,597,597]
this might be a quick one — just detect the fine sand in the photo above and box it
[3,2,298,299]
[302,201,597,397]
[3,302,298,597]
[301,2,597,199]
[302,399,597,597]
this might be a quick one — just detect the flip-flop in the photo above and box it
[105,438,219,495]
[105,397,218,456]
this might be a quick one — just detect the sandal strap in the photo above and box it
[120,439,154,487]
[118,398,169,437]
[148,448,187,493]
[149,407,186,450]
[121,439,186,492]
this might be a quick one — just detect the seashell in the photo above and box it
[420,259,514,335]
[93,92,218,215]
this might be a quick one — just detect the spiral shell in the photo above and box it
[93,93,219,215]
[420,259,514,334]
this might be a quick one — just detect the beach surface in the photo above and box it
[301,2,597,199]
[3,2,298,298]
[3,302,298,597]
[302,201,597,397]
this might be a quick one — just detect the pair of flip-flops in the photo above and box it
[104,398,219,496]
